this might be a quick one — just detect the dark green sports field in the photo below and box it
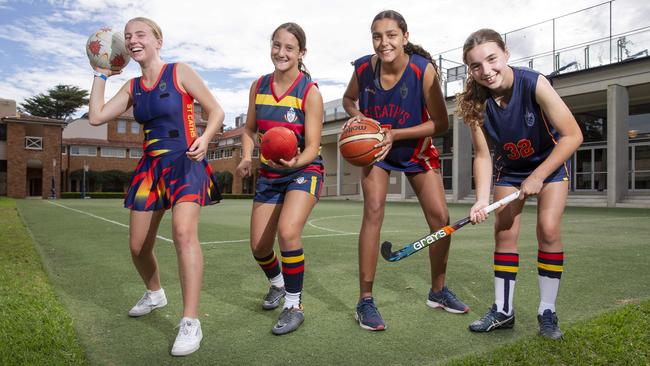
[13,198,650,365]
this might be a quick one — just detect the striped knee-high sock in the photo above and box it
[538,250,563,314]
[281,249,304,309]
[254,251,284,287]
[494,252,519,316]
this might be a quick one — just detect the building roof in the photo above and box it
[1,113,67,126]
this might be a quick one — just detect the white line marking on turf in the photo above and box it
[46,201,174,243]
[307,214,359,234]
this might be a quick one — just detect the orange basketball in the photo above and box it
[338,118,384,167]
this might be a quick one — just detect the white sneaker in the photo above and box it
[128,289,167,317]
[171,317,203,356]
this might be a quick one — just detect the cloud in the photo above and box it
[0,0,649,127]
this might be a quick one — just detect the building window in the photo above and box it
[224,148,233,158]
[252,148,259,158]
[216,149,223,159]
[70,145,97,156]
[117,120,126,133]
[25,136,43,150]
[130,148,143,159]
[0,124,6,141]
[131,122,140,134]
[101,147,126,158]
[197,127,203,136]
[61,145,67,154]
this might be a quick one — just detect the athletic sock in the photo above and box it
[281,248,304,309]
[494,252,519,316]
[538,250,563,314]
[269,273,284,288]
[147,288,165,301]
[254,251,282,282]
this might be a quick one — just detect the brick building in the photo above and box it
[1,98,211,198]
[1,98,66,198]
[207,114,261,194]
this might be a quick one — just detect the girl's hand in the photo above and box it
[92,65,121,78]
[470,199,490,224]
[374,127,393,162]
[236,158,252,177]
[341,115,362,130]
[267,148,302,169]
[186,135,209,161]
[520,175,544,199]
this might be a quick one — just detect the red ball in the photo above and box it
[260,126,298,163]
[338,118,384,167]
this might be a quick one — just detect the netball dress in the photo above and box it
[124,63,221,211]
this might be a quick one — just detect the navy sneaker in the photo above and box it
[355,297,386,331]
[469,304,515,332]
[538,309,563,340]
[426,286,470,314]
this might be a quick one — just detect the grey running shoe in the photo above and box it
[271,305,304,335]
[128,289,167,317]
[469,304,515,332]
[262,286,286,310]
[538,309,563,340]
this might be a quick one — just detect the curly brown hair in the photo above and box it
[455,29,506,127]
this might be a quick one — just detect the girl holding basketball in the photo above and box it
[235,22,324,335]
[457,29,582,339]
[342,10,469,331]
[88,17,224,355]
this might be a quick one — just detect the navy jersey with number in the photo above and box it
[483,67,568,181]
[354,54,440,172]
[254,72,323,182]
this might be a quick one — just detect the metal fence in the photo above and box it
[434,1,650,97]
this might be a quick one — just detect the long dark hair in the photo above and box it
[371,10,438,74]
[455,28,506,127]
[271,22,310,78]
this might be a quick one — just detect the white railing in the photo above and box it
[25,136,43,150]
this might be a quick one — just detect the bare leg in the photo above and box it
[129,209,165,290]
[171,202,202,318]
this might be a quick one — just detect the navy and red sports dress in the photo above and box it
[124,63,221,211]
[354,53,440,173]
[253,72,324,203]
[482,67,570,186]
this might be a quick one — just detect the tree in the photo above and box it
[20,84,89,120]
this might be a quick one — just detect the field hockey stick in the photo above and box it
[380,190,521,262]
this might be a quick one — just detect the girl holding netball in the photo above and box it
[457,28,582,339]
[88,17,223,355]
[342,10,469,331]
[236,22,324,335]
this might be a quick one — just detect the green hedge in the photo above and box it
[60,192,124,199]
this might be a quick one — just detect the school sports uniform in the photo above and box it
[253,72,323,204]
[469,68,566,339]
[353,53,439,173]
[482,67,570,186]
[124,63,221,211]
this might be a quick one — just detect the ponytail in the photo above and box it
[404,42,438,74]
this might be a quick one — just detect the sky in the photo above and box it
[1,0,649,127]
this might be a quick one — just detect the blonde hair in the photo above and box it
[126,17,163,40]
[455,29,506,127]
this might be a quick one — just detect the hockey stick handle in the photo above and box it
[481,190,521,215]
